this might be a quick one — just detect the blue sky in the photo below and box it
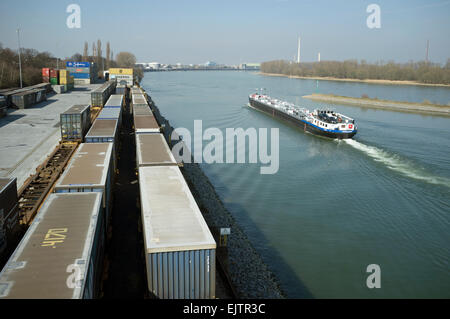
[0,0,449,64]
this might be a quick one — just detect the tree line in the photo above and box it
[261,59,450,85]
[0,40,143,89]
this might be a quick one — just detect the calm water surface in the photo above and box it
[142,71,450,298]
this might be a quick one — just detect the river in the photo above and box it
[142,71,450,298]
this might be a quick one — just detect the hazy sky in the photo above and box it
[0,0,449,65]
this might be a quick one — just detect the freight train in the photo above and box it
[0,83,217,299]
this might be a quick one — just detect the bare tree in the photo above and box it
[116,52,136,67]
[97,39,102,68]
[92,42,96,61]
[106,41,110,69]
[83,42,88,61]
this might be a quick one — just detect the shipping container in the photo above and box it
[29,82,52,94]
[111,74,134,86]
[42,68,50,77]
[104,94,123,108]
[85,120,119,143]
[90,82,116,107]
[60,104,91,141]
[139,166,216,299]
[59,69,70,77]
[11,91,36,109]
[131,87,143,95]
[115,85,127,95]
[134,114,160,134]
[85,119,119,173]
[0,178,19,255]
[66,61,91,68]
[52,85,67,94]
[66,67,91,74]
[34,89,46,104]
[109,68,133,75]
[74,79,91,85]
[97,106,122,124]
[71,73,90,79]
[132,93,147,105]
[50,69,59,78]
[133,104,153,116]
[136,133,177,167]
[54,143,114,228]
[0,192,105,299]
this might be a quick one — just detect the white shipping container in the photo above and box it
[139,166,216,299]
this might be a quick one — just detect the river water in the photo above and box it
[142,71,450,298]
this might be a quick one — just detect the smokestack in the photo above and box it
[426,40,429,63]
[297,37,301,63]
[318,52,321,62]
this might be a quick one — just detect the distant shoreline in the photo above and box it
[259,72,450,88]
[303,93,450,117]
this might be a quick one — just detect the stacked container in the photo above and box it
[59,70,75,91]
[50,69,59,85]
[42,68,50,83]
[66,62,98,85]
[60,105,91,142]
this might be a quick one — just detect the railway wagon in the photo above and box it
[135,133,177,167]
[53,143,114,229]
[138,166,216,299]
[0,178,19,256]
[105,94,124,109]
[0,192,104,299]
[60,104,91,142]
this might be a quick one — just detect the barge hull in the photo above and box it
[249,99,356,139]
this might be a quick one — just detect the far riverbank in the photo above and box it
[260,72,450,88]
[303,93,450,117]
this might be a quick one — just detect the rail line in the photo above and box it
[17,142,78,225]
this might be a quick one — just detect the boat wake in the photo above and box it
[342,139,450,188]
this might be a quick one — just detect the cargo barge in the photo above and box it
[248,93,357,139]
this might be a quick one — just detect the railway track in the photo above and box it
[18,142,78,225]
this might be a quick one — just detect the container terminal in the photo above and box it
[0,68,284,299]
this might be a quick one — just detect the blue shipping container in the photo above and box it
[72,73,91,79]
[66,67,91,74]
[66,61,91,68]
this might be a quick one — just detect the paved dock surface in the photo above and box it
[0,84,102,189]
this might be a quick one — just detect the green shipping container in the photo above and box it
[50,77,58,85]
